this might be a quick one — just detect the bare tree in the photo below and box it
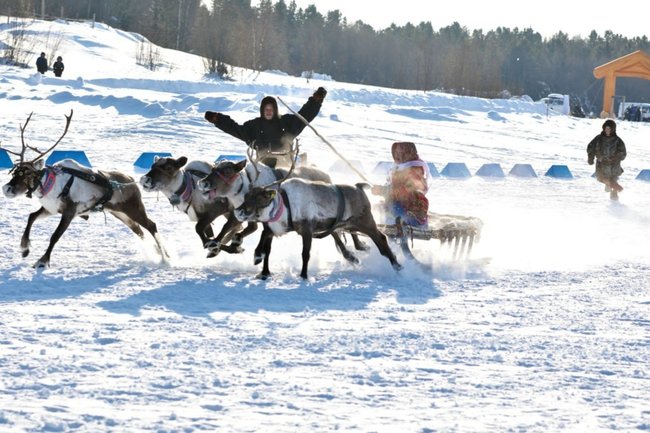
[1,18,38,67]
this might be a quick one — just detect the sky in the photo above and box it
[243,0,649,39]
[1,17,650,433]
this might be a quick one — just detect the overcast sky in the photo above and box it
[236,0,648,39]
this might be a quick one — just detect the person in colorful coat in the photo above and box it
[372,141,430,226]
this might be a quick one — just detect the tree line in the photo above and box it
[3,0,650,111]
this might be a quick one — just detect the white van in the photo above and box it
[541,93,570,115]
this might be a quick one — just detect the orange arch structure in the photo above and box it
[593,50,650,117]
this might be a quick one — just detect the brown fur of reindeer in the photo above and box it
[235,178,402,280]
[2,110,168,268]
[139,156,256,257]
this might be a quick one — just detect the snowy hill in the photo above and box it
[1,18,649,433]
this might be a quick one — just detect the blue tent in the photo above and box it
[476,163,505,178]
[0,148,13,170]
[441,162,471,178]
[544,164,573,179]
[427,162,440,177]
[372,161,392,176]
[215,154,246,163]
[635,169,650,181]
[45,150,92,167]
[133,152,172,171]
[509,163,537,178]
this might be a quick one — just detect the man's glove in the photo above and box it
[588,155,594,165]
[312,87,327,104]
[204,111,221,123]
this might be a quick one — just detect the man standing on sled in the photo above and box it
[204,87,327,168]
[587,119,627,200]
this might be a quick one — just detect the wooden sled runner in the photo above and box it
[377,211,486,268]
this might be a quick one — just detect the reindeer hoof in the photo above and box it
[33,260,49,269]
[206,250,219,259]
[254,253,265,265]
[22,250,30,258]
[393,262,403,271]
[355,241,370,251]
[256,272,270,280]
[204,239,221,253]
[344,253,359,265]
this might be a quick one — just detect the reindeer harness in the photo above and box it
[45,166,115,212]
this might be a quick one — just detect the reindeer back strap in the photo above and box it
[313,185,345,239]
[58,167,114,210]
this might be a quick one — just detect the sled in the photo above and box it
[377,211,485,268]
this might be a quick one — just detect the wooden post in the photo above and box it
[602,71,617,117]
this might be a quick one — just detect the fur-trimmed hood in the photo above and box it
[260,96,279,119]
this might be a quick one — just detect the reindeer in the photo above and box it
[235,172,402,279]
[2,110,168,268]
[139,156,256,257]
[196,147,369,262]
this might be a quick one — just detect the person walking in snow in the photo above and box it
[53,56,64,77]
[371,141,430,226]
[204,87,327,168]
[36,52,48,74]
[587,119,627,200]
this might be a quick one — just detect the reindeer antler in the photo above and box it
[263,140,300,189]
[30,109,73,163]
[246,142,261,184]
[1,112,35,165]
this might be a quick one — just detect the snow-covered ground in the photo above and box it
[1,18,649,433]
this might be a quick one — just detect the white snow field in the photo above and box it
[0,18,649,433]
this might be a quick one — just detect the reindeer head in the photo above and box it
[2,110,72,199]
[234,186,279,222]
[197,159,247,196]
[139,156,188,192]
[233,144,299,222]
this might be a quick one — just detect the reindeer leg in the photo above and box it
[206,212,243,256]
[351,233,369,251]
[197,215,226,258]
[255,227,274,280]
[34,207,75,268]
[361,226,402,271]
[300,230,313,279]
[220,221,258,255]
[331,232,359,264]
[118,198,169,260]
[21,206,50,258]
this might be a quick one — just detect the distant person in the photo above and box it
[628,105,640,122]
[204,87,327,168]
[587,119,627,200]
[36,52,48,74]
[371,141,430,226]
[52,56,64,77]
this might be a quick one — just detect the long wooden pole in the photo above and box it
[277,96,369,182]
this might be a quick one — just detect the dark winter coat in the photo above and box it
[53,60,64,77]
[587,126,626,182]
[211,95,321,167]
[36,56,48,74]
